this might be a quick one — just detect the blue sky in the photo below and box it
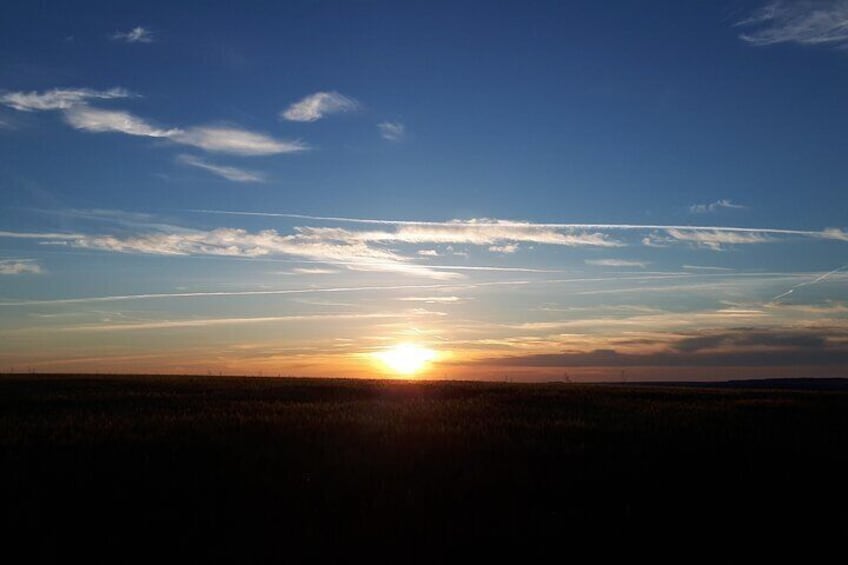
[2,1,848,380]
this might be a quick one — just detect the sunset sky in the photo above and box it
[2,1,848,381]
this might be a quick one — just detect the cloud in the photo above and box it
[0,259,42,275]
[172,126,308,155]
[64,105,179,137]
[0,281,516,307]
[417,249,440,257]
[65,112,306,155]
[110,26,154,43]
[53,312,397,333]
[738,1,848,48]
[672,330,827,353]
[820,228,848,241]
[661,229,771,250]
[293,220,622,248]
[197,209,846,238]
[472,328,848,368]
[488,243,519,254]
[290,267,339,275]
[378,121,405,141]
[1,87,307,156]
[30,227,458,279]
[177,154,265,182]
[397,296,466,304]
[585,259,648,268]
[689,199,747,214]
[682,265,735,272]
[0,87,131,111]
[281,91,358,122]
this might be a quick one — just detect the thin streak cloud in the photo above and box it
[770,263,848,303]
[52,312,403,333]
[177,154,265,182]
[586,259,648,268]
[0,280,533,307]
[172,126,308,156]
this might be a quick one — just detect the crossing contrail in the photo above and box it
[770,263,848,303]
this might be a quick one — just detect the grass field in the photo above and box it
[2,374,847,561]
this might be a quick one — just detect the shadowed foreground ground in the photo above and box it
[2,374,847,561]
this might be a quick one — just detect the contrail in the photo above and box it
[187,208,846,239]
[0,281,532,307]
[769,263,848,303]
[0,274,693,307]
[0,272,819,308]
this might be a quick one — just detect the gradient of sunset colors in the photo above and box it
[2,1,848,381]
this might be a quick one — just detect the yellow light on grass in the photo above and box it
[375,343,437,376]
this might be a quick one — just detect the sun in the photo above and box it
[375,343,437,376]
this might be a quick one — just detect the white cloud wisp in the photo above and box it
[64,105,179,137]
[0,87,132,111]
[689,199,747,214]
[1,87,308,156]
[378,121,405,141]
[282,91,358,122]
[177,154,265,182]
[739,1,848,48]
[0,259,42,275]
[111,27,154,43]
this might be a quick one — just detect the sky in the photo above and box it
[1,0,848,381]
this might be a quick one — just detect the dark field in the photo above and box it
[2,374,847,561]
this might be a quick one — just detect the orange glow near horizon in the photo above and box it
[374,343,438,376]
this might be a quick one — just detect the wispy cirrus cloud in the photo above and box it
[0,87,132,111]
[63,105,179,137]
[642,229,772,250]
[662,229,771,250]
[0,259,42,275]
[689,199,747,214]
[293,221,621,248]
[0,281,528,307]
[194,209,848,248]
[110,26,154,43]
[585,259,648,268]
[177,154,265,182]
[1,87,307,156]
[397,296,468,304]
[488,243,520,254]
[378,121,405,141]
[10,227,458,280]
[289,267,339,275]
[682,264,735,272]
[738,1,848,48]
[172,126,307,155]
[51,312,402,333]
[281,91,358,122]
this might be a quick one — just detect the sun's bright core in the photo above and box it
[376,343,437,376]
